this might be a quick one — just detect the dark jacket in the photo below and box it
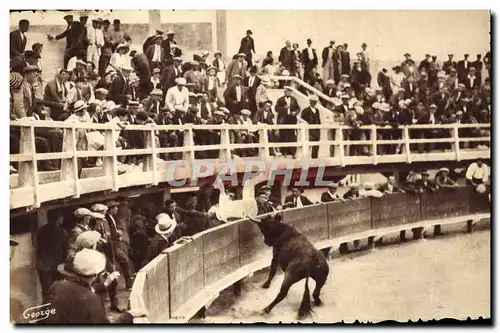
[343,188,361,200]
[238,36,255,56]
[377,183,404,193]
[10,29,27,58]
[160,65,181,93]
[109,74,131,105]
[302,47,318,67]
[278,46,294,69]
[275,95,300,125]
[36,224,68,271]
[320,191,342,203]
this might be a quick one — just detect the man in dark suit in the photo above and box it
[343,183,361,200]
[145,35,164,71]
[300,95,322,158]
[275,86,300,156]
[278,40,294,72]
[43,69,70,121]
[443,54,457,74]
[238,29,255,67]
[161,57,183,99]
[302,38,318,85]
[418,54,432,74]
[109,65,133,106]
[457,54,471,82]
[463,67,480,90]
[283,187,313,208]
[142,29,164,53]
[414,172,438,193]
[244,66,261,114]
[377,176,404,194]
[47,15,82,68]
[321,183,344,203]
[401,76,417,100]
[162,30,182,64]
[223,75,249,115]
[430,86,451,117]
[323,79,336,98]
[129,50,151,100]
[10,19,29,59]
[321,40,337,82]
[471,54,483,84]
[377,68,392,100]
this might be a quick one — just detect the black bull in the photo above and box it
[250,216,329,319]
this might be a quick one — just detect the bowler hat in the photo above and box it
[63,14,73,20]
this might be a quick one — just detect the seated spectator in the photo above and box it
[435,167,458,189]
[320,182,344,203]
[378,175,405,194]
[343,183,361,200]
[465,158,489,189]
[414,172,438,193]
[360,182,383,198]
[283,186,313,208]
[165,78,189,114]
[148,68,162,94]
[141,89,163,117]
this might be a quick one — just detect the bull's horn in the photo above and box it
[247,215,261,224]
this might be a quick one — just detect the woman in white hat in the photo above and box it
[109,43,131,72]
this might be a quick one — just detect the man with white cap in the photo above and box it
[343,183,361,200]
[300,94,322,158]
[321,182,344,203]
[378,175,405,194]
[360,182,383,198]
[165,77,189,114]
[67,208,94,256]
[141,88,163,116]
[435,167,458,189]
[148,68,162,93]
[45,248,137,323]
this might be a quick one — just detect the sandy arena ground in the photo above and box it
[193,226,490,324]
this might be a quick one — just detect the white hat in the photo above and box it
[241,109,251,116]
[350,182,359,188]
[282,70,290,76]
[284,85,293,91]
[309,95,319,102]
[326,79,335,85]
[166,29,175,35]
[150,88,163,96]
[201,50,209,56]
[73,100,88,112]
[116,43,130,51]
[380,103,391,112]
[343,83,351,88]
[372,102,381,110]
[354,105,365,115]
[90,203,108,213]
[220,107,231,114]
[232,74,243,80]
[429,104,438,109]
[237,53,246,57]
[332,98,342,106]
[74,207,92,217]
[404,99,412,105]
[364,182,374,190]
[75,231,102,249]
[175,77,187,85]
[437,71,446,78]
[102,101,118,112]
[398,87,406,93]
[155,214,177,235]
[439,167,450,173]
[72,249,106,276]
[398,100,406,108]
[75,60,87,66]
[120,64,134,71]
[152,68,161,74]
[341,74,350,78]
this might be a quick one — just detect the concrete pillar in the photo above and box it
[215,10,227,57]
[149,10,162,36]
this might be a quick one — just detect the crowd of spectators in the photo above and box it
[10,16,491,173]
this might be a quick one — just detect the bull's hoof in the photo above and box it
[313,298,323,306]
[297,310,311,321]
[261,307,271,316]
[261,282,270,289]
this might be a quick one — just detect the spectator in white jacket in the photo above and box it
[87,18,105,69]
[165,78,189,113]
[360,182,383,198]
[465,158,489,187]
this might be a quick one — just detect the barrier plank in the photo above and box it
[239,219,271,267]
[202,223,240,287]
[327,198,372,238]
[167,237,204,317]
[282,204,329,243]
[144,254,170,322]
[420,187,471,220]
[371,193,421,229]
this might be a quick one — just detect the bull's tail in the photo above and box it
[298,267,312,319]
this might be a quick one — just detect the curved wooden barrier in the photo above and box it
[129,188,490,323]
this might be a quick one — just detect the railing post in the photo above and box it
[453,124,461,161]
[219,128,231,162]
[102,129,119,192]
[61,127,81,198]
[182,127,195,163]
[18,125,40,207]
[258,126,270,161]
[371,125,378,165]
[335,127,345,166]
[403,126,412,163]
[318,128,329,158]
[145,128,159,186]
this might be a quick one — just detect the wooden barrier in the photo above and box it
[282,204,329,243]
[201,222,240,287]
[371,193,421,229]
[469,189,491,214]
[143,254,170,322]
[166,236,204,318]
[238,218,271,267]
[420,186,471,220]
[327,198,372,238]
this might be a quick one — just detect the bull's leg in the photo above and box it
[263,269,303,314]
[312,275,327,306]
[262,257,278,289]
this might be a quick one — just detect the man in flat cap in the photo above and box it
[142,29,164,54]
[68,208,94,255]
[239,29,255,67]
[300,95,322,158]
[302,38,318,85]
[141,88,163,117]
[162,29,182,63]
[443,54,456,75]
[226,53,247,83]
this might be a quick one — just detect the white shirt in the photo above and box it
[249,75,255,87]
[87,26,104,47]
[429,113,435,124]
[165,86,189,112]
[466,163,489,182]
[307,47,314,61]
[387,183,394,193]
[110,53,130,70]
[328,47,333,59]
[67,56,78,72]
[150,77,160,89]
[207,76,216,90]
[295,196,303,208]
[360,189,383,198]
[152,44,162,62]
[468,75,476,87]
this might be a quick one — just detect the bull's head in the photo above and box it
[249,216,290,247]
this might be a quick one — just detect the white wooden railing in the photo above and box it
[9,120,490,210]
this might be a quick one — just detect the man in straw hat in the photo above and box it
[343,183,361,200]
[67,208,94,254]
[46,248,138,323]
[321,182,344,203]
[359,182,383,198]
[146,213,180,261]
